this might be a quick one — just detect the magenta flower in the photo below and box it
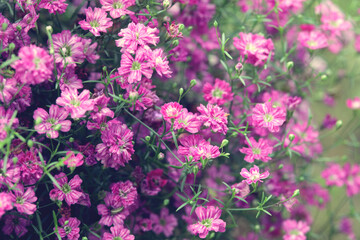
[59,68,83,91]
[203,78,233,105]
[33,104,71,139]
[252,101,286,133]
[62,151,84,168]
[0,107,19,141]
[150,208,178,237]
[321,163,346,187]
[9,184,37,215]
[103,225,135,240]
[141,169,167,196]
[197,104,229,135]
[97,192,130,226]
[118,50,153,83]
[52,30,85,67]
[18,151,44,185]
[79,7,113,36]
[57,217,81,240]
[0,192,13,218]
[239,137,273,163]
[161,102,183,122]
[96,119,135,170]
[343,163,360,197]
[231,181,250,199]
[2,213,30,238]
[173,109,202,134]
[233,32,274,66]
[100,0,135,19]
[110,180,138,208]
[56,88,94,119]
[346,97,360,109]
[81,38,100,64]
[240,165,270,185]
[178,134,220,162]
[12,45,53,85]
[39,0,68,14]
[148,48,172,78]
[188,206,226,239]
[49,173,83,205]
[339,217,356,240]
[0,77,17,104]
[164,21,183,39]
[282,219,310,240]
[298,25,328,50]
[116,22,159,54]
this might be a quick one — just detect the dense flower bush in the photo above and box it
[0,0,360,239]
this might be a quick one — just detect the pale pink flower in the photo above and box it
[49,173,84,205]
[173,109,202,134]
[57,217,81,240]
[346,97,360,109]
[240,165,270,184]
[197,104,229,134]
[252,101,286,133]
[148,48,172,78]
[282,219,310,240]
[33,104,71,138]
[298,26,328,50]
[100,0,135,19]
[97,192,130,226]
[321,163,346,187]
[59,68,83,91]
[79,7,113,36]
[81,38,100,64]
[239,137,273,163]
[188,206,226,239]
[150,208,178,237]
[118,50,153,83]
[203,79,233,105]
[233,32,274,66]
[343,163,360,197]
[56,88,94,119]
[0,107,19,141]
[10,184,37,215]
[178,134,220,162]
[161,102,183,122]
[116,22,159,54]
[62,151,84,168]
[110,180,138,208]
[12,45,53,85]
[39,0,68,14]
[231,181,250,199]
[0,192,13,218]
[103,225,135,240]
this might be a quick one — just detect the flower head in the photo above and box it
[0,192,13,218]
[298,26,328,50]
[79,7,113,36]
[197,104,229,135]
[240,165,270,184]
[49,172,84,205]
[56,88,94,119]
[203,79,233,105]
[346,97,360,109]
[150,208,178,237]
[9,184,37,215]
[161,102,184,122]
[282,219,310,240]
[118,50,153,83]
[97,192,130,226]
[239,137,273,163]
[100,0,135,19]
[103,225,135,240]
[110,180,138,208]
[252,101,286,133]
[57,217,81,240]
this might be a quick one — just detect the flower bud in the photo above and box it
[220,139,229,148]
[178,24,185,31]
[321,74,327,81]
[291,189,300,198]
[288,134,295,141]
[179,88,184,96]
[163,0,171,8]
[278,164,283,169]
[158,152,164,160]
[53,124,62,131]
[27,140,34,148]
[145,136,151,142]
[286,61,294,70]
[16,25,22,31]
[190,79,197,87]
[2,23,8,31]
[172,39,179,47]
[163,198,169,206]
[193,165,199,176]
[12,157,18,164]
[213,20,218,27]
[8,43,15,52]
[69,137,74,143]
[46,26,53,34]
[102,66,107,72]
[335,120,342,130]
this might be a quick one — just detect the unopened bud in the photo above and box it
[172,39,179,47]
[178,24,185,31]
[288,134,295,141]
[12,157,18,164]
[16,25,22,31]
[193,165,199,176]
[162,0,171,8]
[53,124,62,131]
[286,61,294,70]
[69,137,74,143]
[158,152,164,160]
[220,139,229,148]
[299,176,304,181]
[163,198,169,206]
[213,20,218,27]
[254,224,261,231]
[64,220,69,225]
[292,189,300,198]
[278,164,283,169]
[231,132,238,137]
[27,140,34,148]
[321,74,327,81]
[266,76,272,82]
[335,120,342,130]
[2,23,8,31]
[179,88,184,96]
[46,26,53,34]
[235,62,243,71]
[102,66,107,72]
[190,79,197,87]
[8,43,15,52]
[145,136,151,142]
[82,237,89,240]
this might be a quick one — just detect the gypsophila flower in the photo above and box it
[56,88,94,119]
[9,184,37,215]
[197,103,229,134]
[0,192,13,218]
[346,97,360,109]
[97,192,130,226]
[2,213,30,238]
[100,0,135,19]
[252,101,286,133]
[79,7,113,36]
[239,137,273,163]
[0,107,19,141]
[150,208,178,237]
[161,102,183,122]
[240,165,270,184]
[203,78,233,105]
[62,151,84,168]
[56,217,81,240]
[49,173,83,206]
[39,0,68,14]
[110,180,138,208]
[103,225,135,240]
[118,49,153,83]
[282,219,310,240]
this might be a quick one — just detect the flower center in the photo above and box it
[70,99,81,107]
[245,43,257,52]
[16,196,24,204]
[290,229,300,236]
[90,20,100,28]
[263,113,273,123]
[64,226,72,234]
[61,183,71,194]
[201,219,213,228]
[252,148,261,155]
[34,58,41,69]
[212,88,224,98]
[306,40,318,48]
[114,237,123,240]
[131,61,141,71]
[60,45,71,57]
[112,2,123,9]
[160,219,166,226]
[48,118,56,124]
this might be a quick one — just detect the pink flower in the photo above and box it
[116,22,159,54]
[0,77,17,104]
[233,32,274,66]
[321,163,346,187]
[239,137,273,163]
[49,173,84,205]
[33,104,71,139]
[97,192,130,226]
[0,107,19,141]
[197,104,229,134]
[252,101,286,133]
[343,163,360,197]
[110,180,138,208]
[59,68,83,91]
[321,11,352,37]
[118,50,153,83]
[79,7,113,36]
[339,217,356,240]
[148,48,172,78]
[203,79,233,105]
[150,208,178,237]
[12,45,53,85]
[103,225,135,240]
[56,88,94,119]
[52,30,85,67]
[188,206,226,239]
[141,169,167,196]
[346,97,360,109]
[81,38,100,64]
[282,219,310,240]
[62,151,84,168]
[178,134,220,162]
[0,192,13,218]
[298,26,328,50]
[57,217,81,240]
[240,165,270,184]
[173,109,202,133]
[2,213,30,238]
[95,119,135,170]
[164,21,183,39]
[231,181,250,199]
[39,0,68,14]
[161,102,183,122]
[100,0,135,19]
[9,184,37,215]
